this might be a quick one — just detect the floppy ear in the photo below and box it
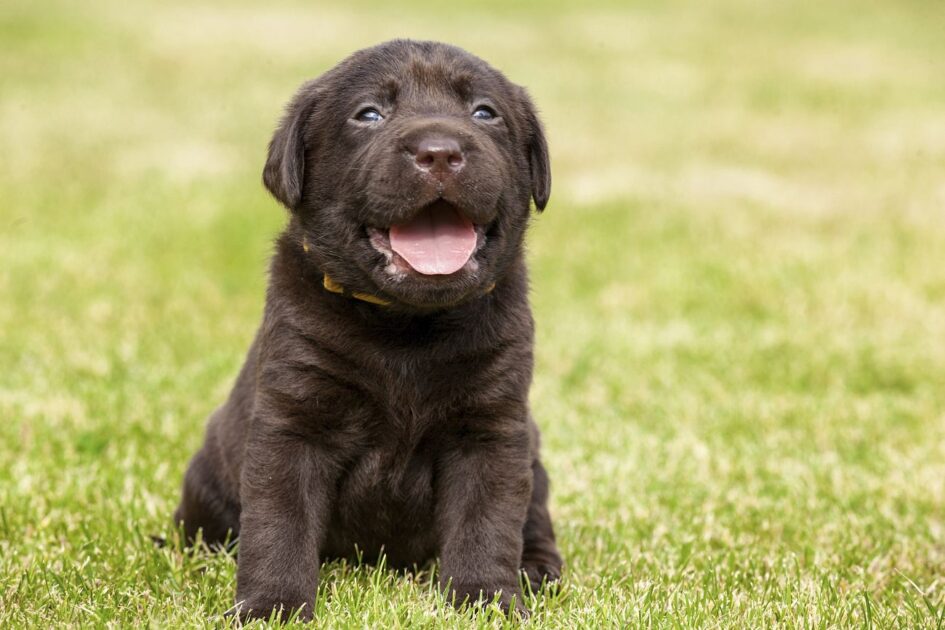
[519,88,551,211]
[263,81,319,211]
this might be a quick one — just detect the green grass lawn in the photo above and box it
[3,0,945,627]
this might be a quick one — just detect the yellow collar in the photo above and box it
[322,274,393,306]
[305,237,494,307]
[322,274,496,307]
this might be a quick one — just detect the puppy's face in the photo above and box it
[264,40,550,310]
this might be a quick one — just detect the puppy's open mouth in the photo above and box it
[368,200,481,276]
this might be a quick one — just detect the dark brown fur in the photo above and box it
[173,39,561,621]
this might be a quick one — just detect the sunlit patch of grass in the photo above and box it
[3,0,945,627]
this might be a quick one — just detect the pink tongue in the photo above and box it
[389,202,477,275]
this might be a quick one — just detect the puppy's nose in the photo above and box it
[414,137,464,176]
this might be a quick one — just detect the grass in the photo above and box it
[2,0,945,627]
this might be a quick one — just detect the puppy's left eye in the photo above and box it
[472,105,498,121]
[355,107,384,123]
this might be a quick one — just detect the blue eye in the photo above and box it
[355,107,384,123]
[472,105,497,121]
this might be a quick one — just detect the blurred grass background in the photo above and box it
[2,0,945,627]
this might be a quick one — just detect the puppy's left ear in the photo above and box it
[263,80,319,211]
[518,88,551,211]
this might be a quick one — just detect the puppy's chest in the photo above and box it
[339,362,483,428]
[314,340,500,496]
[330,379,451,528]
[330,432,439,545]
[341,435,436,499]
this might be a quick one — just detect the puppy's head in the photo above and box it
[264,40,550,310]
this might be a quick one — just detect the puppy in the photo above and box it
[173,39,561,621]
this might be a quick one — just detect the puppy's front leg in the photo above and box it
[234,427,332,622]
[436,423,533,616]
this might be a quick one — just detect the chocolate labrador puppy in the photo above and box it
[173,39,561,621]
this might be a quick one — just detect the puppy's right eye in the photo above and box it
[354,107,384,123]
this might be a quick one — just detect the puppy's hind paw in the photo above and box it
[520,558,562,594]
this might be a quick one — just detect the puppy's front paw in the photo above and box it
[448,582,529,618]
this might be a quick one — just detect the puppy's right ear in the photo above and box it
[263,81,319,211]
